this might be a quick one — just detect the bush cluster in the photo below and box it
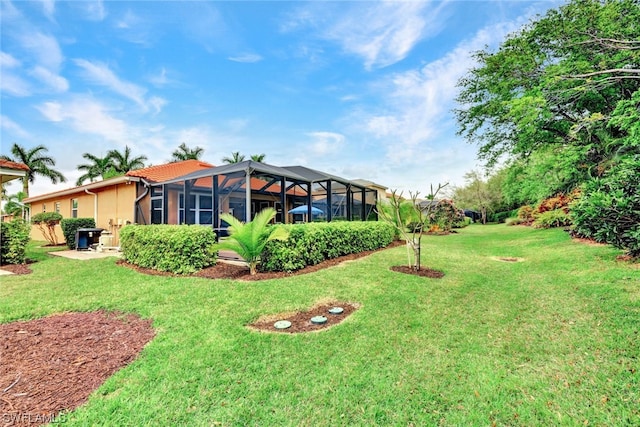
[426,199,466,232]
[120,225,217,274]
[60,218,97,249]
[532,209,572,229]
[0,219,31,265]
[261,222,395,272]
[571,157,640,256]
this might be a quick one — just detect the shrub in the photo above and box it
[571,156,640,256]
[120,225,217,274]
[261,221,395,272]
[60,218,97,249]
[490,209,519,223]
[0,219,31,265]
[517,205,535,222]
[427,199,465,232]
[505,217,526,226]
[532,209,572,229]
[31,212,63,245]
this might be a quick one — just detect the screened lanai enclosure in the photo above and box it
[137,161,378,235]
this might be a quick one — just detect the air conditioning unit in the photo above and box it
[97,232,117,252]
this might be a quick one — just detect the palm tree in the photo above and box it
[0,143,66,196]
[215,208,289,275]
[171,143,204,162]
[2,191,27,217]
[221,151,245,164]
[107,146,148,173]
[76,153,116,186]
[250,153,266,162]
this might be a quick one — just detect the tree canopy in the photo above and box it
[107,146,148,173]
[0,143,66,196]
[456,0,640,195]
[171,143,204,162]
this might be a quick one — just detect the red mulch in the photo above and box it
[117,240,407,281]
[249,301,360,333]
[390,265,445,278]
[0,311,155,426]
[0,264,32,275]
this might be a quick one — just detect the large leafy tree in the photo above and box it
[0,143,66,196]
[171,143,204,162]
[76,153,116,186]
[107,146,148,173]
[456,0,640,195]
[451,171,505,224]
[221,151,245,164]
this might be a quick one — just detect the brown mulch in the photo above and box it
[117,240,406,281]
[390,265,445,278]
[0,264,32,275]
[249,301,360,333]
[0,311,155,426]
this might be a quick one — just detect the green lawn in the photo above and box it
[2,225,639,426]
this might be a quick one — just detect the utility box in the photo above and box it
[75,228,104,251]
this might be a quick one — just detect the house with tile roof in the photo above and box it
[23,159,382,246]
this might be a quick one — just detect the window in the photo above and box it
[150,186,164,224]
[54,202,61,213]
[179,193,213,225]
[71,199,78,218]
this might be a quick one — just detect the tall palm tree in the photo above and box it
[76,153,116,186]
[250,153,266,162]
[221,151,245,164]
[107,146,148,173]
[0,143,66,196]
[171,143,204,162]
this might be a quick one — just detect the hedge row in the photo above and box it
[119,225,217,274]
[0,219,31,265]
[260,221,396,273]
[61,218,96,249]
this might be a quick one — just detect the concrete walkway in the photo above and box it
[49,250,122,260]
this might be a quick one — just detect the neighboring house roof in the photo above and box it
[352,179,387,191]
[0,159,30,185]
[126,159,214,183]
[23,160,215,203]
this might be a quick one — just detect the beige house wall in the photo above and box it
[28,182,137,246]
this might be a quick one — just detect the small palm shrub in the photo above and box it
[216,208,289,275]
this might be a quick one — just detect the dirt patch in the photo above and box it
[390,265,445,278]
[117,240,406,281]
[249,301,360,333]
[0,310,155,426]
[0,264,32,275]
[490,256,525,263]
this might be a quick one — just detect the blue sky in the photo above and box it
[1,0,560,198]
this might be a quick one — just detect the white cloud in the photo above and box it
[0,73,31,96]
[306,131,345,155]
[228,53,263,63]
[0,52,21,68]
[41,0,56,20]
[29,65,69,93]
[83,0,106,21]
[1,115,30,138]
[74,59,166,113]
[285,1,448,70]
[17,31,63,71]
[36,97,128,143]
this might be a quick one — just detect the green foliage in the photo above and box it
[31,212,63,245]
[532,209,573,229]
[505,217,526,226]
[216,208,289,275]
[376,198,418,239]
[0,219,31,264]
[571,156,640,256]
[490,209,519,223]
[261,221,395,272]
[120,225,217,274]
[60,218,96,249]
[427,199,466,232]
[0,143,66,196]
[517,206,535,222]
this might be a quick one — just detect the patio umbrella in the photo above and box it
[288,205,324,215]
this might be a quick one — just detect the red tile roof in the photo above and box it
[126,159,214,182]
[0,159,30,171]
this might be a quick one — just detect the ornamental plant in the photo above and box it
[31,212,63,246]
[216,208,289,275]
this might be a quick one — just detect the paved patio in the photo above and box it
[48,250,122,260]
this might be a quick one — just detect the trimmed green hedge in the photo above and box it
[61,218,96,249]
[261,221,396,273]
[120,225,217,274]
[0,219,31,265]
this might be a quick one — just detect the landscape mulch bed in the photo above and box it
[249,301,360,333]
[0,311,155,426]
[117,239,407,281]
